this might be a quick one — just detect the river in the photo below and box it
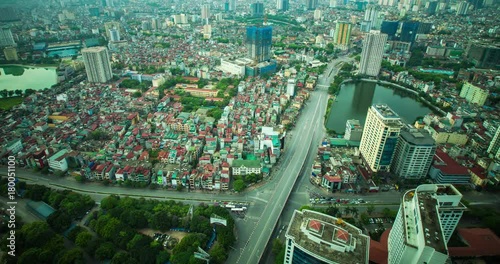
[326,81,433,133]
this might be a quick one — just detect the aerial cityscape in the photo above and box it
[0,0,499,263]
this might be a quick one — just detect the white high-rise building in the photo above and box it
[201,4,210,20]
[344,119,363,141]
[285,209,370,264]
[0,27,15,47]
[364,5,379,29]
[487,126,500,159]
[203,24,212,39]
[456,1,470,15]
[82,46,113,83]
[391,126,436,179]
[109,28,120,42]
[388,184,466,264]
[313,9,322,20]
[359,104,403,172]
[358,31,387,77]
[229,0,236,11]
[286,79,295,97]
[459,81,489,106]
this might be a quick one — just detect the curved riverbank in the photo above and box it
[356,78,446,116]
[0,63,58,68]
[325,80,437,132]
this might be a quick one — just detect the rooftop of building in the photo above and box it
[433,149,470,176]
[402,187,447,255]
[371,104,401,121]
[400,127,435,146]
[82,46,107,52]
[286,209,369,264]
[448,228,500,258]
[48,149,69,162]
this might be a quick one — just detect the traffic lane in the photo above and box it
[239,125,316,263]
[0,168,253,203]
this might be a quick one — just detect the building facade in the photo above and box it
[285,209,369,264]
[277,0,289,11]
[3,46,18,61]
[487,126,500,158]
[250,2,264,17]
[388,184,466,264]
[201,4,210,20]
[246,26,272,63]
[466,43,500,70]
[459,81,489,106]
[0,27,15,47]
[48,149,69,172]
[82,46,113,83]
[344,119,363,141]
[109,28,120,42]
[359,104,403,172]
[305,0,319,10]
[358,31,387,77]
[429,149,470,185]
[392,127,436,179]
[333,22,352,50]
[400,21,420,44]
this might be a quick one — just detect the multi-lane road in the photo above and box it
[230,57,354,264]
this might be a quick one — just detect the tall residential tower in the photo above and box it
[359,31,387,77]
[359,104,403,172]
[82,46,113,83]
[391,126,436,179]
[246,26,272,62]
[333,22,352,50]
[388,184,466,264]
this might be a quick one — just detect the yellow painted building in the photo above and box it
[333,22,352,50]
[425,125,469,145]
[459,81,489,106]
[3,46,18,61]
[469,167,488,187]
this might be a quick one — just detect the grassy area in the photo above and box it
[0,96,23,110]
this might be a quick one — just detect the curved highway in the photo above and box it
[233,57,352,264]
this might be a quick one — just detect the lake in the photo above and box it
[0,65,57,91]
[326,81,433,133]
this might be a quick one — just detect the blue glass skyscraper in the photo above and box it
[246,26,272,62]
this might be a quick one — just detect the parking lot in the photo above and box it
[309,196,367,205]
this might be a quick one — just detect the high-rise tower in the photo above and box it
[246,26,272,63]
[0,27,15,47]
[82,46,113,83]
[487,126,500,159]
[201,4,210,20]
[250,2,264,17]
[285,209,370,264]
[359,104,403,172]
[359,31,387,77]
[391,126,436,179]
[277,0,289,11]
[305,0,319,10]
[333,22,352,50]
[388,184,466,264]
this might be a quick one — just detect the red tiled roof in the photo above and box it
[433,149,469,175]
[308,220,322,232]
[336,229,349,242]
[369,228,390,264]
[324,174,342,183]
[448,228,500,257]
[469,165,487,179]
